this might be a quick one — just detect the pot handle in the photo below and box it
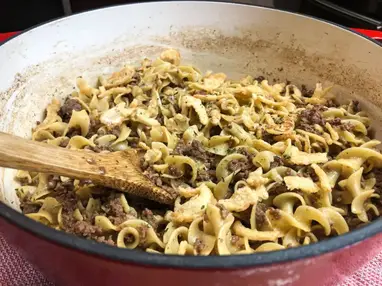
[351,28,382,41]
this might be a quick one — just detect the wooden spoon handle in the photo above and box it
[0,132,103,180]
[0,132,175,204]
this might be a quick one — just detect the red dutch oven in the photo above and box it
[0,2,382,286]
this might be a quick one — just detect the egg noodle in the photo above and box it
[16,49,382,255]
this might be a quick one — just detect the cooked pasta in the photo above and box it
[16,49,382,255]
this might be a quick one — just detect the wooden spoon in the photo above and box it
[0,132,175,205]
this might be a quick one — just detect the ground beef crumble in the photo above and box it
[270,156,284,168]
[172,139,219,182]
[262,130,276,144]
[194,238,205,254]
[196,169,215,182]
[45,175,140,245]
[230,235,244,250]
[302,166,319,182]
[351,100,361,113]
[66,126,82,138]
[301,85,314,97]
[255,203,268,229]
[137,225,149,246]
[102,193,132,225]
[141,208,161,230]
[173,140,209,163]
[228,157,255,181]
[296,106,325,134]
[168,165,183,177]
[217,204,229,219]
[328,118,353,131]
[143,167,177,199]
[255,76,265,82]
[268,208,281,220]
[87,117,102,137]
[59,98,82,122]
[268,183,288,196]
[373,169,382,205]
[20,194,40,214]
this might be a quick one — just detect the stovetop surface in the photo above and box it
[0,0,382,33]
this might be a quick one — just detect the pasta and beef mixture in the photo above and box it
[16,49,382,255]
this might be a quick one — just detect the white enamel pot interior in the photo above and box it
[0,0,382,272]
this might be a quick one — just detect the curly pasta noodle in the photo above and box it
[16,49,382,255]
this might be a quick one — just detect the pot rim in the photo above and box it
[1,1,381,269]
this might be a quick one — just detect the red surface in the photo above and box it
[0,32,19,43]
[351,28,382,41]
[1,28,382,44]
[0,216,382,286]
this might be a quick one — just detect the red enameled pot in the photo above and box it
[0,2,382,286]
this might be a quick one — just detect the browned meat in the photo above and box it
[195,169,217,183]
[173,139,219,183]
[87,117,102,137]
[328,118,341,126]
[59,138,70,148]
[341,122,354,131]
[59,98,82,122]
[308,192,321,208]
[268,208,281,220]
[83,145,110,153]
[194,238,205,254]
[230,235,240,245]
[228,157,254,181]
[345,216,363,230]
[141,208,160,230]
[255,76,265,82]
[209,125,222,137]
[270,156,284,168]
[302,166,319,182]
[268,183,288,196]
[328,118,353,131]
[230,235,244,250]
[72,220,103,237]
[262,130,276,144]
[301,85,314,97]
[140,157,149,171]
[255,203,268,229]
[300,107,325,125]
[142,166,178,198]
[217,204,229,219]
[53,179,77,212]
[66,127,82,138]
[196,169,211,182]
[236,148,255,161]
[144,167,163,187]
[95,236,116,246]
[103,193,130,225]
[296,106,326,134]
[110,126,121,137]
[20,194,40,214]
[374,169,382,195]
[174,140,209,163]
[373,169,382,206]
[326,99,339,108]
[137,225,149,246]
[351,100,361,113]
[168,165,182,177]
